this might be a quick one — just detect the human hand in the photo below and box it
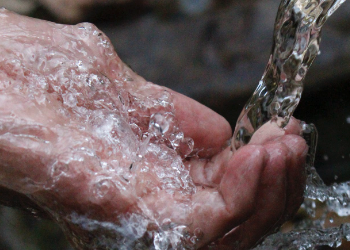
[0,9,307,249]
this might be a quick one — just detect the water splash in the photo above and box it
[0,11,199,249]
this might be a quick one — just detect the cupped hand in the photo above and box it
[0,10,307,250]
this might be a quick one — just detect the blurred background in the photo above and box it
[0,0,349,249]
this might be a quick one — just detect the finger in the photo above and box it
[188,147,232,187]
[284,117,303,135]
[218,141,289,249]
[188,116,302,187]
[171,90,232,158]
[188,145,267,248]
[277,134,308,219]
[249,117,302,145]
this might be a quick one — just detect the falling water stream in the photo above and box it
[232,0,346,150]
[232,0,350,249]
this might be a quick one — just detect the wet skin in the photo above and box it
[0,10,307,249]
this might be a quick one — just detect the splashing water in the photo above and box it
[2,4,350,249]
[231,0,350,248]
[0,11,198,250]
[232,0,346,150]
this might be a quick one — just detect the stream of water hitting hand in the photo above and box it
[232,0,346,152]
[233,1,350,247]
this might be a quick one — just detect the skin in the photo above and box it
[0,9,308,249]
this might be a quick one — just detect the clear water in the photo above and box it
[232,0,346,150]
[230,0,350,249]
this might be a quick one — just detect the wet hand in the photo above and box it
[0,10,307,249]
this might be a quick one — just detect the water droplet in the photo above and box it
[153,232,170,250]
[62,92,77,107]
[323,154,329,161]
[76,60,83,68]
[148,113,172,136]
[312,201,316,209]
[270,101,281,115]
[92,179,113,198]
[157,91,171,107]
[50,161,69,179]
[170,132,184,148]
[179,137,194,158]
[342,223,350,241]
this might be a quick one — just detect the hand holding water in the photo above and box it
[0,10,308,249]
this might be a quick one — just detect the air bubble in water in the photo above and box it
[153,232,170,250]
[50,161,69,179]
[342,223,350,241]
[169,132,194,157]
[92,179,113,198]
[169,132,184,148]
[76,60,83,68]
[270,102,281,115]
[179,137,194,158]
[148,113,172,136]
[62,92,78,107]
